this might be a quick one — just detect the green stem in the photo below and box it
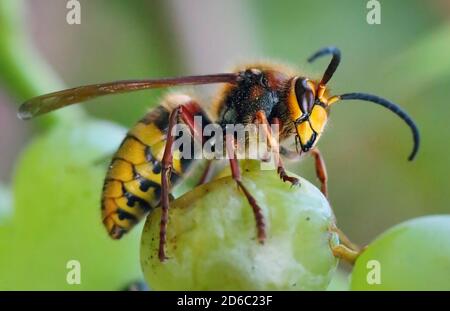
[0,0,85,130]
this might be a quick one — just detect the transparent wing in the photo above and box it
[18,73,238,120]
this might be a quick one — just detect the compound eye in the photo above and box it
[295,78,314,114]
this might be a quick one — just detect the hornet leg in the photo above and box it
[159,102,205,261]
[196,160,214,186]
[159,107,179,261]
[330,243,361,265]
[310,148,328,198]
[225,133,266,243]
[255,111,299,187]
[310,148,362,259]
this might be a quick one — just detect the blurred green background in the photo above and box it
[0,0,449,290]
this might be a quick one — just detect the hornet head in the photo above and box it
[286,46,419,161]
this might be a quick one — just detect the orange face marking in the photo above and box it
[287,78,303,121]
[296,121,314,147]
[309,105,328,134]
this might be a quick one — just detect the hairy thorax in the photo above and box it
[213,65,296,140]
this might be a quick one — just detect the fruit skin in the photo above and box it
[1,119,143,290]
[141,162,339,290]
[351,215,450,290]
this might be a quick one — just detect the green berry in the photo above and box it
[351,215,450,290]
[141,161,339,290]
[1,120,143,290]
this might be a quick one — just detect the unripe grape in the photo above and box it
[1,120,143,290]
[351,215,450,290]
[141,161,339,290]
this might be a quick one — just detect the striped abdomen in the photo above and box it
[101,97,203,239]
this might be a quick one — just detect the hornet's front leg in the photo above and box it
[330,243,361,265]
[278,146,362,263]
[159,102,205,261]
[310,148,328,198]
[159,108,179,261]
[309,148,362,262]
[255,111,300,187]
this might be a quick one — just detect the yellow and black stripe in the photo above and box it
[101,102,199,239]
